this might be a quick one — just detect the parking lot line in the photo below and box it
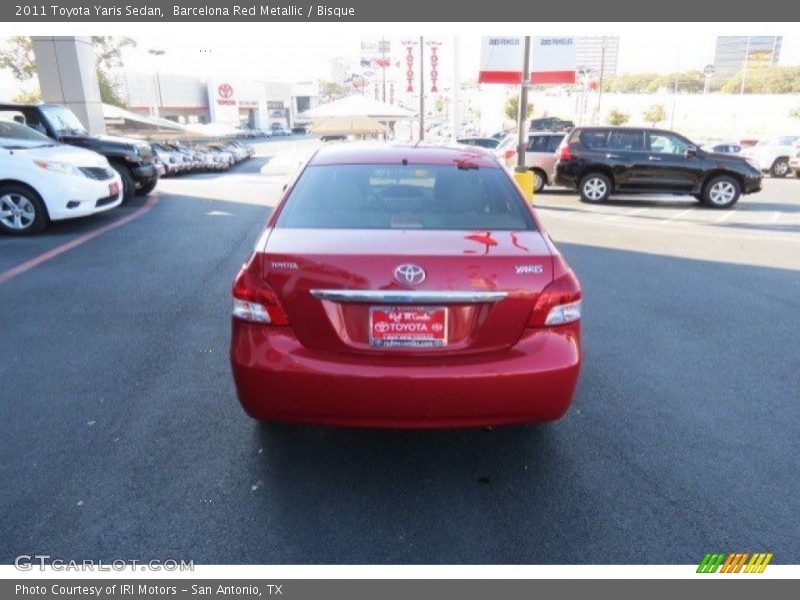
[0,195,159,286]
[714,210,736,224]
[768,211,781,224]
[662,207,696,223]
[604,207,650,221]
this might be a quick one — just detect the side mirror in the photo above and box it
[685,145,698,158]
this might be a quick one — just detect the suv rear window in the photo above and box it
[276,164,535,231]
[528,134,565,153]
[579,130,610,150]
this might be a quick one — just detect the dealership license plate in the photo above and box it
[369,306,447,348]
[109,182,120,196]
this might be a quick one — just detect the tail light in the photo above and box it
[232,259,290,325]
[504,149,516,161]
[526,270,582,327]
[559,144,572,161]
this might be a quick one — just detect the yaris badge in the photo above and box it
[394,264,426,286]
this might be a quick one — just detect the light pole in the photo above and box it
[148,48,165,118]
[419,36,424,141]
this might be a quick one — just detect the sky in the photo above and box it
[2,32,800,98]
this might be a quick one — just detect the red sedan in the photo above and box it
[230,144,581,428]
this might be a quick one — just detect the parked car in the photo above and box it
[530,117,574,132]
[701,141,742,155]
[789,150,800,178]
[456,136,501,149]
[291,125,308,134]
[0,119,122,235]
[740,135,800,178]
[151,143,183,176]
[270,123,290,136]
[555,127,762,209]
[0,103,158,202]
[229,143,582,427]
[511,132,566,192]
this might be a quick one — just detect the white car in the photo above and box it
[740,135,800,178]
[0,119,123,235]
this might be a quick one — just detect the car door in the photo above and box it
[599,129,647,190]
[641,131,704,192]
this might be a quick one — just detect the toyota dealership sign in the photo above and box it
[479,36,576,85]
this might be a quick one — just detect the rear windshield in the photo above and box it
[276,164,535,231]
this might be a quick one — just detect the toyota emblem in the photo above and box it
[394,264,426,286]
[218,83,234,99]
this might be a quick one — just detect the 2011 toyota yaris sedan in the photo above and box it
[230,143,582,428]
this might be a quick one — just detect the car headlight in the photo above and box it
[745,158,761,171]
[34,159,82,177]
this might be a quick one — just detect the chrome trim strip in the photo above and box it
[310,289,508,304]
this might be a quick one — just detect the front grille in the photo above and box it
[95,194,118,208]
[80,167,115,180]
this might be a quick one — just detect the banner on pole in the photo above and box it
[479,36,576,85]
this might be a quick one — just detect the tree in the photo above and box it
[504,96,533,121]
[319,80,346,102]
[642,103,666,127]
[12,89,42,104]
[0,37,36,81]
[0,36,135,107]
[606,108,630,126]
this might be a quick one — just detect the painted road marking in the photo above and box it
[714,210,736,224]
[0,195,159,286]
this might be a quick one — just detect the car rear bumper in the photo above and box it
[230,322,581,428]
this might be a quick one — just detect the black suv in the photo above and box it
[555,127,762,209]
[0,103,159,202]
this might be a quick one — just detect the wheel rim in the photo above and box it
[708,181,736,205]
[0,193,36,230]
[534,172,543,191]
[774,161,788,175]
[583,177,607,200]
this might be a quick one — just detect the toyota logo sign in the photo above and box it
[218,83,234,99]
[394,264,426,286]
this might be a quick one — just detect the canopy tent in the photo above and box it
[300,95,415,121]
[310,116,389,136]
[102,104,186,132]
[183,122,243,138]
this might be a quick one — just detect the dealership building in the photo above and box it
[122,72,319,130]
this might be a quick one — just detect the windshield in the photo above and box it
[276,164,535,231]
[39,105,88,136]
[0,119,57,149]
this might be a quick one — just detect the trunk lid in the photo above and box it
[261,228,554,356]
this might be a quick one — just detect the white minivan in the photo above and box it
[0,119,123,235]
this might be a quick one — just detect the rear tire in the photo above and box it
[0,183,48,235]
[702,175,741,209]
[111,163,136,203]
[531,169,546,193]
[770,158,789,178]
[579,173,612,203]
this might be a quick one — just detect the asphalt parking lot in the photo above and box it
[1,141,799,564]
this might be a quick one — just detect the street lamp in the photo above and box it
[148,48,166,118]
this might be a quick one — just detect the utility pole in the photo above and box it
[740,36,751,95]
[670,48,682,130]
[452,35,461,140]
[419,36,424,141]
[516,36,531,170]
[379,37,388,103]
[596,37,606,124]
[148,49,165,118]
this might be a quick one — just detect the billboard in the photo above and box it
[479,36,576,85]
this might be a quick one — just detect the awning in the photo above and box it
[300,95,414,120]
[311,116,389,136]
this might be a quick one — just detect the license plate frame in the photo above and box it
[369,305,448,348]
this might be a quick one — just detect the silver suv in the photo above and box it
[500,132,566,192]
